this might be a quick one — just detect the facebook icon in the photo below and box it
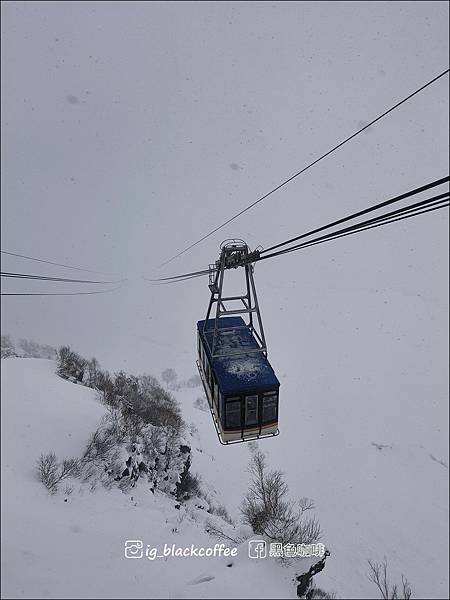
[248,540,267,559]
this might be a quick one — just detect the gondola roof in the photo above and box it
[197,316,280,395]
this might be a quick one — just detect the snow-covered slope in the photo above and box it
[2,345,448,599]
[190,265,446,600]
[1,358,322,599]
[194,414,449,600]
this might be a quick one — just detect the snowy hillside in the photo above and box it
[1,357,325,599]
[2,352,448,598]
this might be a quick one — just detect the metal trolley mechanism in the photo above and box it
[196,240,280,445]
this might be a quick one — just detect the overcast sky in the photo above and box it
[1,1,448,381]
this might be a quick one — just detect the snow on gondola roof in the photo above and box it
[197,317,280,394]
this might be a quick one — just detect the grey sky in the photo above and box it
[1,1,448,382]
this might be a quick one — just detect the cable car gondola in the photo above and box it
[196,240,280,444]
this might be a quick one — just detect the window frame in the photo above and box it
[262,391,278,424]
[224,397,242,430]
[245,394,259,427]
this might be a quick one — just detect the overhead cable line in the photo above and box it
[151,196,448,284]
[148,177,449,283]
[260,175,449,255]
[0,250,119,276]
[144,268,211,283]
[159,68,449,267]
[149,271,211,285]
[0,271,124,284]
[1,286,123,297]
[257,193,449,262]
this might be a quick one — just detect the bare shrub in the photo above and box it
[49,349,189,497]
[1,335,17,358]
[82,428,116,464]
[209,503,235,526]
[60,458,81,478]
[188,423,199,437]
[306,585,337,599]
[56,346,86,382]
[115,373,184,433]
[185,374,201,388]
[122,411,144,441]
[36,452,80,493]
[101,408,125,443]
[117,477,132,493]
[241,450,321,546]
[193,397,208,412]
[36,452,59,492]
[158,426,184,474]
[176,454,201,500]
[368,558,412,599]
[205,519,245,545]
[161,368,177,390]
[81,464,96,483]
[142,426,164,458]
[95,371,117,407]
[82,357,99,387]
[19,339,56,359]
[177,470,201,498]
[54,346,186,437]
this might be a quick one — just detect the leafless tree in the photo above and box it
[161,368,177,390]
[56,345,86,382]
[1,334,17,358]
[86,357,99,387]
[367,558,412,599]
[82,428,116,464]
[241,450,321,546]
[36,453,80,493]
[185,374,201,388]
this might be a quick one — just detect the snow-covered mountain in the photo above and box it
[1,357,325,599]
[1,350,448,598]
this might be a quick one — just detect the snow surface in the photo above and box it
[1,358,320,599]
[181,342,449,600]
[3,354,447,598]
[225,355,270,381]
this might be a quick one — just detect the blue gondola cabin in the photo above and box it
[196,316,280,444]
